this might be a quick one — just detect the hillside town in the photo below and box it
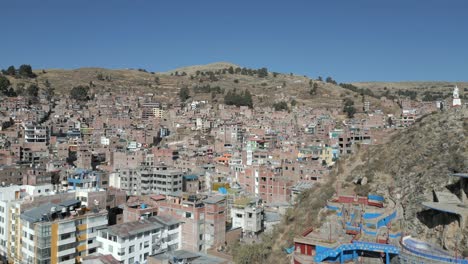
[0,63,465,264]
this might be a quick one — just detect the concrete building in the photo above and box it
[23,124,48,143]
[158,194,226,252]
[117,165,183,196]
[96,215,182,264]
[230,197,264,235]
[20,199,108,264]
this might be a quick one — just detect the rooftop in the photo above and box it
[203,195,226,204]
[107,215,181,238]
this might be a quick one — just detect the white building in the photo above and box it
[23,124,48,143]
[230,198,264,235]
[0,184,54,258]
[20,199,108,264]
[96,215,182,264]
[453,85,462,107]
[100,136,110,146]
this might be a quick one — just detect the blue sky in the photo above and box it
[1,0,467,82]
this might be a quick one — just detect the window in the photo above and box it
[89,248,96,254]
[129,257,134,264]
[129,245,135,253]
[144,241,149,248]
[108,245,113,253]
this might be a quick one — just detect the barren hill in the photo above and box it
[233,108,468,263]
[1,63,400,113]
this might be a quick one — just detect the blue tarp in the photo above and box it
[218,187,228,194]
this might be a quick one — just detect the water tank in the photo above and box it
[141,203,147,209]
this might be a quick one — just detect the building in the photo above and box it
[96,215,182,264]
[117,165,183,196]
[453,85,462,107]
[158,194,226,252]
[23,124,49,143]
[67,169,108,191]
[19,199,108,264]
[230,197,264,235]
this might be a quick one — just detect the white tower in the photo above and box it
[453,85,461,107]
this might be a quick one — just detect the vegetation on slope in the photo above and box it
[233,108,467,263]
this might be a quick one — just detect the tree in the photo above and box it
[310,83,319,95]
[291,99,297,107]
[179,87,190,101]
[0,76,10,94]
[317,76,323,82]
[228,66,234,74]
[26,84,39,97]
[6,66,16,76]
[154,76,160,84]
[224,89,253,108]
[326,76,337,85]
[18,64,35,78]
[70,85,90,101]
[343,98,356,118]
[44,79,55,101]
[273,101,288,111]
[16,83,25,96]
[257,67,268,78]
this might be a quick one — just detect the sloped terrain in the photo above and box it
[233,108,467,263]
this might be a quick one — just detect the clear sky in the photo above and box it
[1,0,467,82]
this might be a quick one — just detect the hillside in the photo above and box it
[352,81,468,101]
[1,63,400,113]
[233,108,467,263]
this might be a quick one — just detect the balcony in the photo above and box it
[57,248,76,257]
[58,236,76,246]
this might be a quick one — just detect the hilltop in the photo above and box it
[0,63,401,114]
[233,108,467,263]
[353,81,468,101]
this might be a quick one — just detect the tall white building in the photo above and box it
[96,215,182,264]
[453,85,462,107]
[20,199,108,264]
[0,184,54,260]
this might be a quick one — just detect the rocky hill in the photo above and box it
[0,63,400,114]
[233,108,467,263]
[352,81,468,101]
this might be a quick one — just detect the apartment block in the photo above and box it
[20,199,108,264]
[96,215,182,264]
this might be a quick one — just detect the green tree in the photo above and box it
[18,64,35,78]
[0,76,10,94]
[318,76,323,81]
[70,85,90,101]
[6,66,16,76]
[228,66,234,74]
[26,84,39,97]
[44,79,55,101]
[179,87,190,101]
[257,67,268,78]
[16,83,25,96]
[326,76,337,84]
[343,98,356,118]
[273,101,289,111]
